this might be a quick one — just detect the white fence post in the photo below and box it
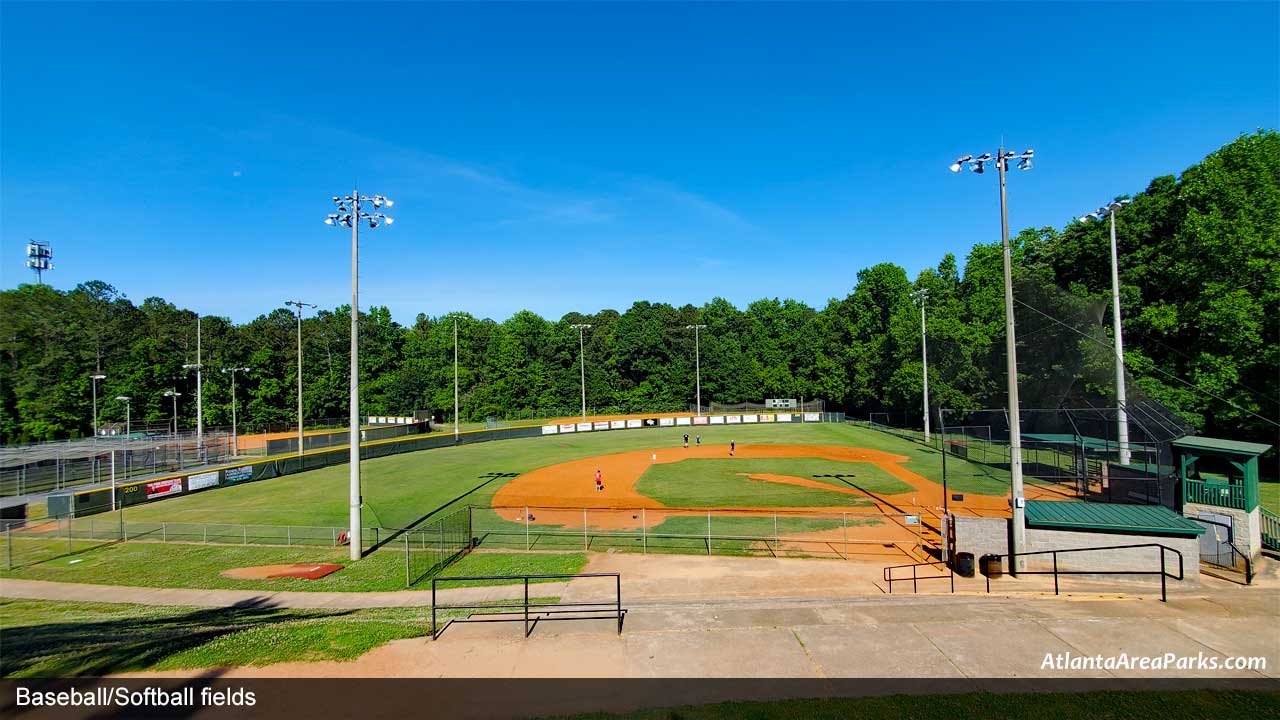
[287,526,291,547]
[843,512,848,560]
[162,522,167,543]
[642,508,647,554]
[706,511,711,556]
[525,505,530,550]
[583,508,588,551]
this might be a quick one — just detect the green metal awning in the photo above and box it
[1171,436,1273,458]
[1024,500,1205,537]
[1022,433,1121,452]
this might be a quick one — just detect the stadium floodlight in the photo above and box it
[570,324,593,421]
[180,316,205,459]
[948,155,973,173]
[115,396,132,437]
[1083,196,1134,465]
[90,374,107,440]
[221,367,251,456]
[949,145,1036,575]
[685,324,708,416]
[163,390,182,435]
[325,189,395,562]
[909,290,930,443]
[285,301,318,457]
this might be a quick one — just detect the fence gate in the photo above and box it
[1196,511,1235,569]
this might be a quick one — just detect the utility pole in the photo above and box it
[90,374,106,439]
[285,300,317,455]
[910,289,930,444]
[570,324,592,421]
[221,367,250,456]
[182,316,203,461]
[951,147,1034,574]
[454,316,460,439]
[326,191,394,562]
[115,396,131,437]
[685,324,707,415]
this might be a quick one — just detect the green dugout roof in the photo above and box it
[1022,433,1119,452]
[1025,501,1205,537]
[1171,436,1273,457]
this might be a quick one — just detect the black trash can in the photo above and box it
[954,552,975,578]
[979,553,1003,578]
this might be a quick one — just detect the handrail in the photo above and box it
[883,560,954,594]
[984,543,1183,602]
[431,572,623,639]
[1189,515,1252,584]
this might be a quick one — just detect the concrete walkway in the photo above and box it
[0,578,568,609]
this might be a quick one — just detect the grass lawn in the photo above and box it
[636,458,912,507]
[0,597,555,677]
[1260,479,1278,514]
[551,690,1280,720]
[0,542,586,592]
[111,423,998,531]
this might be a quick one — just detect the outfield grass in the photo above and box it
[1260,479,1278,514]
[0,597,554,677]
[113,423,1005,531]
[0,543,586,592]
[637,458,913,507]
[552,690,1280,720]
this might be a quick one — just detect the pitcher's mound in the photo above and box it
[221,563,343,580]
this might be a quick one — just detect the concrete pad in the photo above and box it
[624,627,815,678]
[1169,617,1280,678]
[792,623,965,677]
[915,619,1104,677]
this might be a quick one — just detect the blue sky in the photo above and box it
[2,2,1276,324]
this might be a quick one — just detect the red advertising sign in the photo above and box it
[146,478,183,499]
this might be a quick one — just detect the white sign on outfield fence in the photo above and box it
[542,425,560,435]
[577,422,593,432]
[187,470,218,491]
[659,417,675,427]
[676,416,692,426]
[693,416,709,425]
[710,416,725,424]
[593,421,611,430]
[610,420,626,429]
[759,414,775,422]
[626,419,643,428]
[804,412,820,422]
[743,414,758,423]
[726,415,742,424]
[777,413,792,422]
[559,423,577,433]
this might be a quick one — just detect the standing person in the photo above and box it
[730,440,735,457]
[683,433,689,448]
[595,469,602,492]
[696,435,701,446]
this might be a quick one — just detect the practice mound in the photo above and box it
[220,563,344,580]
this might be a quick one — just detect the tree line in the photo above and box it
[1,131,1275,445]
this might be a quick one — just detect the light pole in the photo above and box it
[685,324,707,415]
[951,146,1034,574]
[221,367,250,456]
[453,316,460,439]
[909,289,930,444]
[163,390,181,434]
[326,190,394,562]
[285,300,317,455]
[89,374,106,438]
[115,396,131,437]
[570,324,592,421]
[1080,199,1133,465]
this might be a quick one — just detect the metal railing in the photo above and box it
[883,559,954,594]
[1183,477,1248,510]
[431,573,624,639]
[982,543,1184,602]
[1189,515,1253,584]
[1260,507,1279,551]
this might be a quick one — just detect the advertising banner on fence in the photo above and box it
[559,423,576,433]
[693,416,709,425]
[743,414,758,423]
[676,417,692,426]
[626,419,643,428]
[224,465,254,484]
[804,412,821,422]
[610,420,626,429]
[658,417,675,427]
[146,478,183,499]
[593,421,611,431]
[577,422,593,432]
[710,416,725,424]
[187,470,219,491]
[542,425,560,435]
[726,415,742,424]
[759,414,775,422]
[642,418,659,427]
[777,413,792,422]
